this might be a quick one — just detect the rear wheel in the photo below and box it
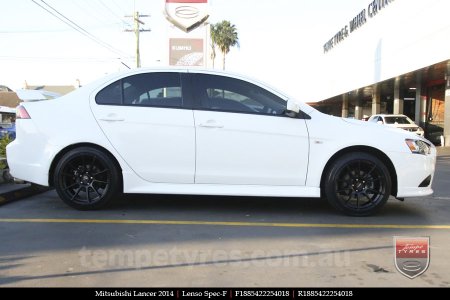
[53,147,120,210]
[323,152,391,216]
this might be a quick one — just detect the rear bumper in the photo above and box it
[6,120,57,186]
[7,141,56,186]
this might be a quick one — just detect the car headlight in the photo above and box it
[405,139,431,155]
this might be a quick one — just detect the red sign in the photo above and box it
[394,237,430,279]
[165,0,209,33]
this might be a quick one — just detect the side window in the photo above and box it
[123,73,182,108]
[95,72,182,108]
[95,80,122,105]
[192,74,286,115]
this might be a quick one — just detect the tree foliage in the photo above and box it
[210,20,239,70]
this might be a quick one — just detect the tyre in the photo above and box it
[53,147,121,210]
[323,152,391,216]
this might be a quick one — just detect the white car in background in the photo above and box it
[368,114,425,136]
[7,69,436,216]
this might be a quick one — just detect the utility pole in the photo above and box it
[125,11,150,68]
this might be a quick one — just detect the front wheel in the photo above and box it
[53,147,121,210]
[323,152,392,216]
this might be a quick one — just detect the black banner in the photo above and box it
[0,288,446,298]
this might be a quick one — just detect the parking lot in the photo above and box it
[0,154,449,287]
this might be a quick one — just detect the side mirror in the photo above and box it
[377,121,383,125]
[286,99,300,114]
[285,99,301,118]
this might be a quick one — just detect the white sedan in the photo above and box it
[368,114,425,137]
[7,69,436,216]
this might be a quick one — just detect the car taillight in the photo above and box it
[16,105,31,119]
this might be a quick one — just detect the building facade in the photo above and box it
[313,0,450,146]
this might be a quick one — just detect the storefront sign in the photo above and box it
[169,38,204,66]
[323,0,395,53]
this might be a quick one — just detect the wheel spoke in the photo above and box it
[93,169,109,176]
[63,182,79,191]
[67,162,78,172]
[337,179,351,183]
[70,186,83,201]
[345,166,355,179]
[92,186,103,198]
[366,188,383,195]
[93,179,108,185]
[363,164,377,179]
[362,192,373,203]
[86,186,91,203]
[345,194,353,203]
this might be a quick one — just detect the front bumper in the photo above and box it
[390,148,436,198]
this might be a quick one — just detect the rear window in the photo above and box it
[95,72,182,108]
[95,81,122,105]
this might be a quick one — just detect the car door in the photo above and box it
[90,71,195,183]
[190,73,310,186]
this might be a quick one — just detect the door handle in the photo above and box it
[99,114,124,122]
[199,120,224,128]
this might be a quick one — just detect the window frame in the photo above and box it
[188,73,294,118]
[94,72,193,110]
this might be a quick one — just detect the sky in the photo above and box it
[0,0,366,101]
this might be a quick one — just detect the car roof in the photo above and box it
[90,67,290,100]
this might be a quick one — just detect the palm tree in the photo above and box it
[209,24,218,69]
[211,20,239,70]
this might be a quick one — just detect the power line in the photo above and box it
[97,0,132,27]
[0,23,123,34]
[0,55,120,62]
[0,29,71,33]
[71,1,120,28]
[111,0,127,14]
[39,0,128,56]
[30,0,130,58]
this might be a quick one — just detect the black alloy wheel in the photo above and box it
[324,152,392,216]
[54,147,120,210]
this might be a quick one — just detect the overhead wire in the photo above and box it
[96,0,132,27]
[30,0,131,58]
[71,1,122,28]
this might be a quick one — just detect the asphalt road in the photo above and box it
[0,156,449,287]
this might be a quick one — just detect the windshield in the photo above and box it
[384,116,413,125]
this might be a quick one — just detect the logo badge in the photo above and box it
[394,237,430,279]
[165,0,209,33]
